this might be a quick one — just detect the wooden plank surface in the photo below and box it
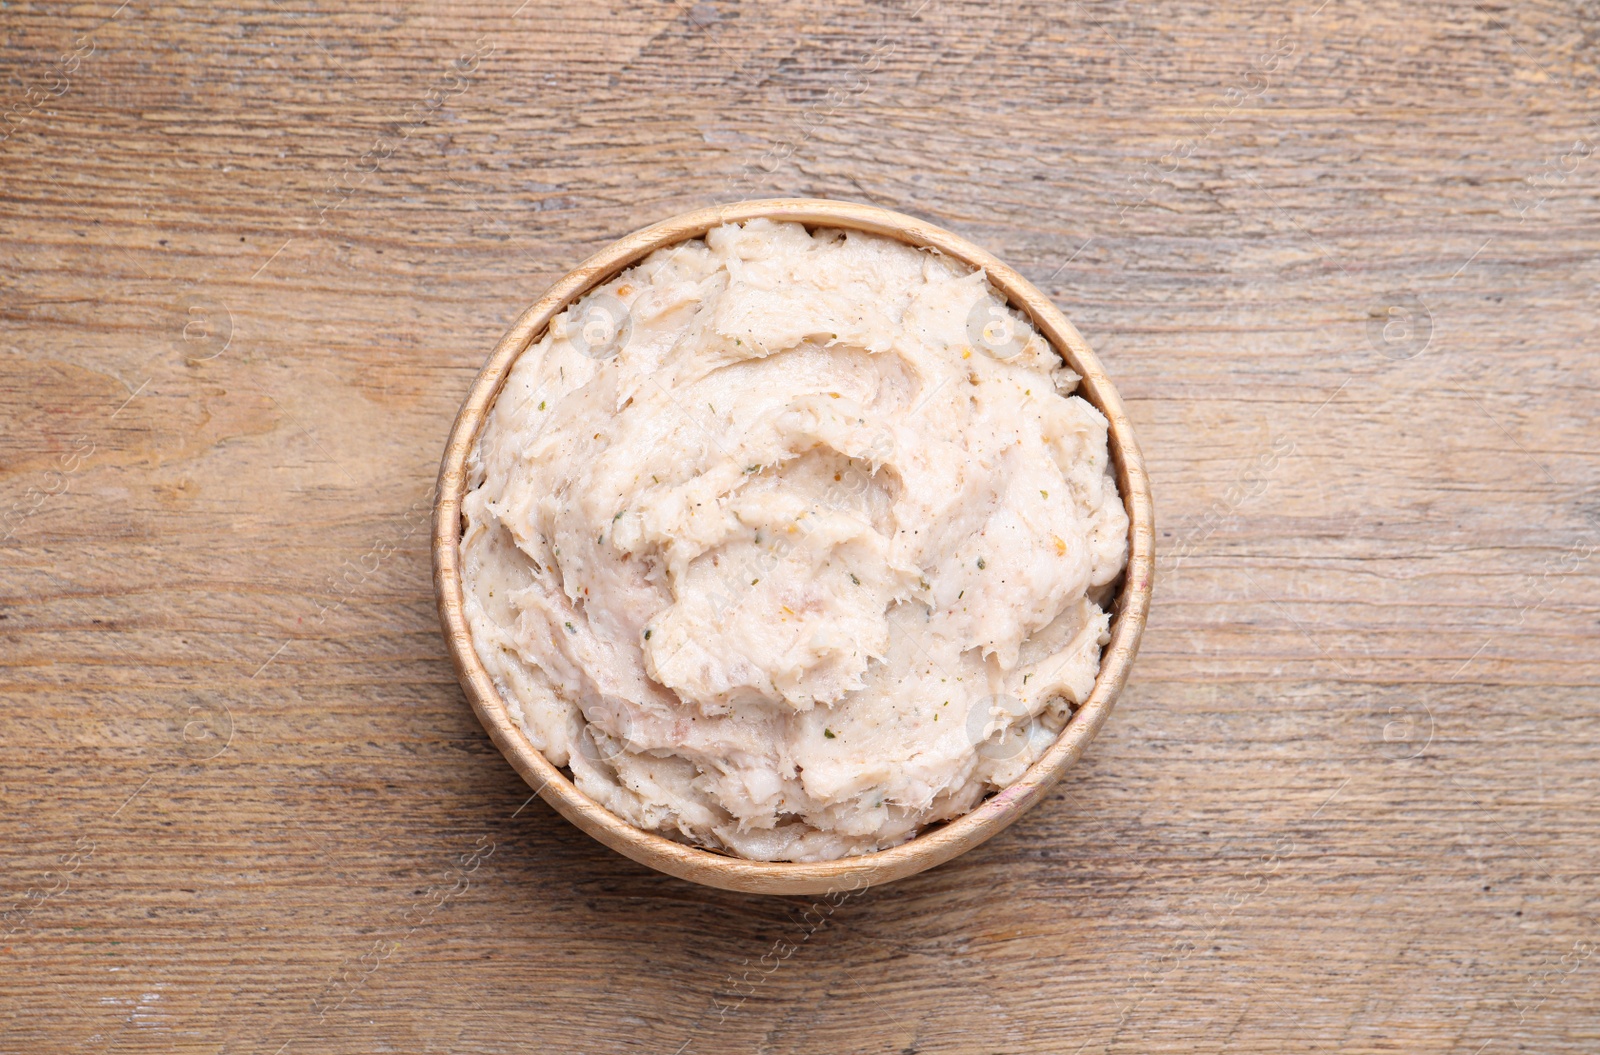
[2,1,1597,1051]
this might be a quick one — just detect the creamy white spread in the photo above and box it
[460,219,1128,862]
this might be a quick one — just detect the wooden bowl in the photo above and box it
[433,199,1154,895]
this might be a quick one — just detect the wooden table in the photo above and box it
[3,2,1596,1052]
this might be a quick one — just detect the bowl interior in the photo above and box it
[432,199,1154,895]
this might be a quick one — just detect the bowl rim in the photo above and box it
[432,198,1154,895]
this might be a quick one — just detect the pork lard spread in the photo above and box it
[460,219,1128,862]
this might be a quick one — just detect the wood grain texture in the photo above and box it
[2,0,1597,1051]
